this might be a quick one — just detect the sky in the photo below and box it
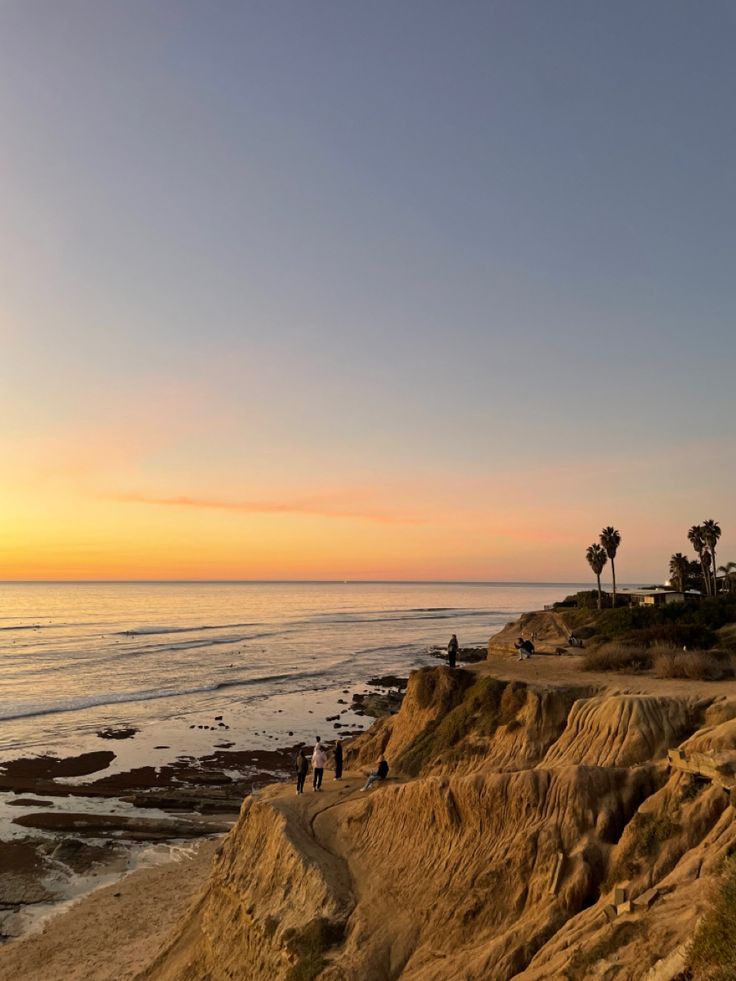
[0,0,734,582]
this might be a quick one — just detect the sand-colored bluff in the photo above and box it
[129,616,736,981]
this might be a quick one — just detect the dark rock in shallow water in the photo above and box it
[0,840,55,907]
[431,647,486,664]
[97,727,139,740]
[7,798,54,808]
[49,837,122,873]
[351,689,404,719]
[367,675,408,689]
[174,768,232,786]
[121,789,244,815]
[459,647,486,663]
[0,751,115,786]
[12,811,231,841]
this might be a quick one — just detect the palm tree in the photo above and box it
[702,519,721,594]
[688,525,709,596]
[669,553,690,594]
[586,543,608,610]
[686,559,703,592]
[703,549,713,595]
[599,527,621,607]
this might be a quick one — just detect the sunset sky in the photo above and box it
[1,1,734,582]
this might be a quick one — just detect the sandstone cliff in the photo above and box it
[139,660,736,980]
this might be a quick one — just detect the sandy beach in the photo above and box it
[0,838,218,981]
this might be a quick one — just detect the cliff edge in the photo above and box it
[138,654,736,980]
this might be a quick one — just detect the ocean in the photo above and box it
[0,581,581,764]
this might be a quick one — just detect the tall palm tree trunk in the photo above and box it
[712,548,719,594]
[700,556,710,596]
[596,573,602,610]
[611,559,616,608]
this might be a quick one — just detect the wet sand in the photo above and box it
[0,839,217,981]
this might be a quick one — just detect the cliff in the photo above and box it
[137,653,736,981]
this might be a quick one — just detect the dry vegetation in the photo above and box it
[581,643,652,673]
[652,649,733,681]
[687,858,736,980]
[581,641,734,680]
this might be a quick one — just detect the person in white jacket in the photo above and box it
[311,737,327,791]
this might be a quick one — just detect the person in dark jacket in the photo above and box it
[333,737,343,780]
[362,755,389,791]
[447,634,459,668]
[295,748,309,795]
[514,637,534,660]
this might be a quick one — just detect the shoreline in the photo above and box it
[0,837,219,981]
[0,676,394,944]
[6,611,736,978]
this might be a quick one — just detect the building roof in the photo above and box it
[619,588,702,597]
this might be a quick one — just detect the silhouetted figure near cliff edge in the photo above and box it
[295,748,308,795]
[447,634,459,668]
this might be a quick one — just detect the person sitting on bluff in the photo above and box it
[362,754,389,791]
[514,636,534,661]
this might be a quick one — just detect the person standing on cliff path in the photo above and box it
[333,737,343,780]
[311,737,327,791]
[447,634,459,668]
[295,747,309,795]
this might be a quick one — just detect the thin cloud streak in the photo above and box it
[109,491,423,525]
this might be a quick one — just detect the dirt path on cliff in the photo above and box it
[0,777,382,981]
[270,777,367,909]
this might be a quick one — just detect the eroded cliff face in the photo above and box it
[140,667,736,981]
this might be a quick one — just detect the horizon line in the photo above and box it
[0,578,646,586]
